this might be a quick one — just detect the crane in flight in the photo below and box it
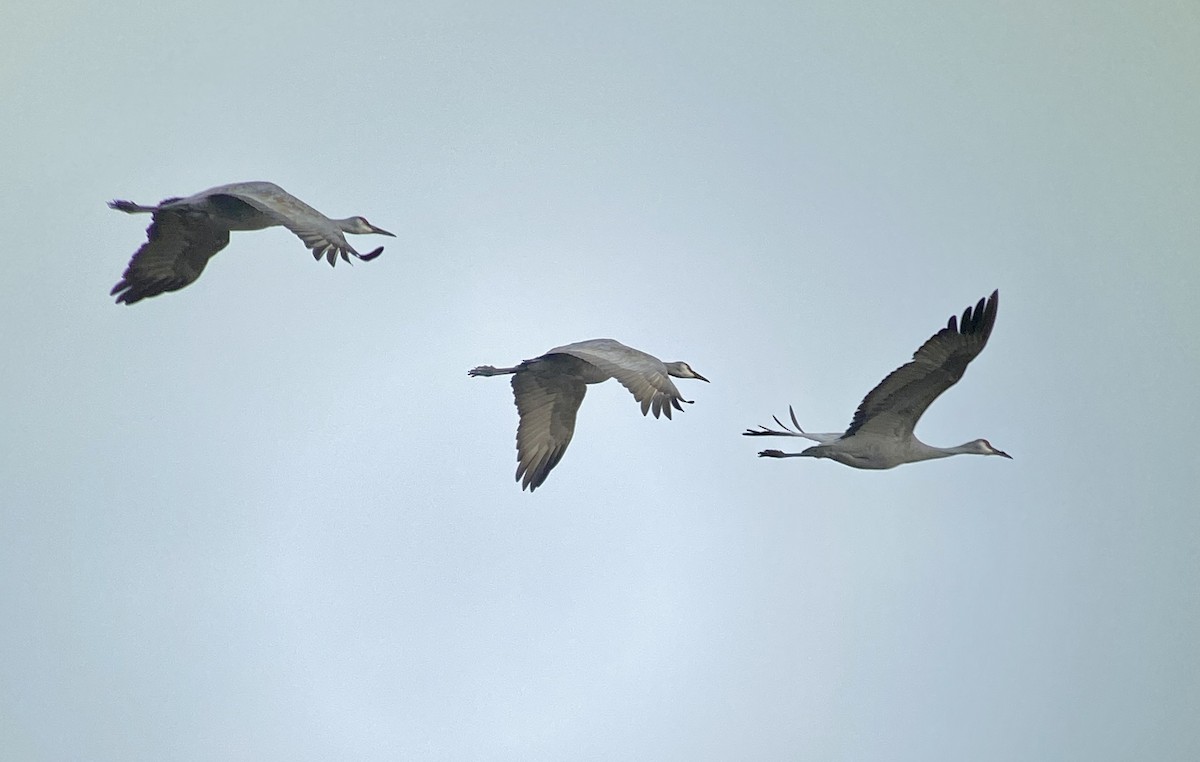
[108,181,394,304]
[744,290,1011,469]
[469,338,709,491]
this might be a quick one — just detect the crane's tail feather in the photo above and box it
[743,405,810,438]
[788,405,806,432]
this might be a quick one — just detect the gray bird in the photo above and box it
[745,290,1011,469]
[469,338,709,491]
[108,181,394,304]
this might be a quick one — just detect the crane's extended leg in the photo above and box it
[109,200,157,214]
[468,365,520,377]
[757,449,807,458]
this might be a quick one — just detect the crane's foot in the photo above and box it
[758,449,789,458]
[469,365,519,377]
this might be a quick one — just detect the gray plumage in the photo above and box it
[469,338,709,491]
[744,290,1011,469]
[108,181,395,304]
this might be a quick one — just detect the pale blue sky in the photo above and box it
[2,1,1198,759]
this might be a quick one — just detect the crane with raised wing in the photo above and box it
[745,291,1011,469]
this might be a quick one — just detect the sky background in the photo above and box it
[2,1,1198,759]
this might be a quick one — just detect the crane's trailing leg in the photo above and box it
[109,199,158,214]
[757,449,807,458]
[468,365,520,377]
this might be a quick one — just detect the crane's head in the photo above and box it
[973,439,1012,459]
[665,362,709,383]
[341,216,396,237]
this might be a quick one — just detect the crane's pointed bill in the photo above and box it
[368,224,396,237]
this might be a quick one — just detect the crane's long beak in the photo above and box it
[370,224,396,237]
[693,372,710,383]
[996,449,1013,459]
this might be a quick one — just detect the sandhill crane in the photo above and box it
[469,338,709,491]
[108,181,395,304]
[744,290,1011,469]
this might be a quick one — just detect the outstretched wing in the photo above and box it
[111,210,230,305]
[215,182,365,266]
[512,359,589,492]
[845,291,999,440]
[550,339,689,419]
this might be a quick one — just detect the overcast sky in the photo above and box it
[2,1,1198,759]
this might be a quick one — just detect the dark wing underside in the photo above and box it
[111,210,230,304]
[844,290,999,440]
[512,360,588,492]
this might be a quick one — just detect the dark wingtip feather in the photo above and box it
[961,290,999,338]
[112,285,141,305]
[963,296,986,332]
[949,290,999,337]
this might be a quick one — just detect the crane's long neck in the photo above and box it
[910,440,982,461]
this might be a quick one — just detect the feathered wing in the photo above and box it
[512,362,588,492]
[550,339,689,419]
[845,291,999,439]
[111,210,230,304]
[215,182,362,265]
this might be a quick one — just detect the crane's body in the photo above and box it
[745,291,1011,469]
[108,181,394,304]
[470,338,709,491]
